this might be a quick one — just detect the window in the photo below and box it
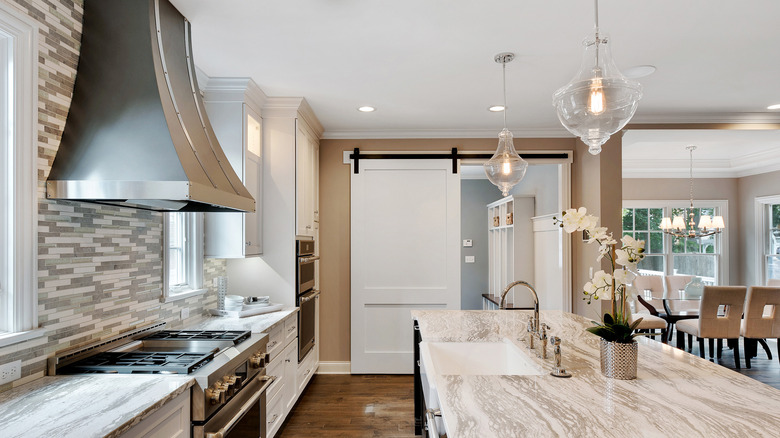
[756,195,780,285]
[622,201,728,285]
[0,4,38,344]
[163,212,205,301]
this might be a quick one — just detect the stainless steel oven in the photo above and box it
[195,374,274,438]
[296,237,319,362]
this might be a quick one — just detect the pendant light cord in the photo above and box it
[593,0,600,67]
[502,62,507,129]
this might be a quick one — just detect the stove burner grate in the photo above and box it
[141,330,251,344]
[62,351,215,374]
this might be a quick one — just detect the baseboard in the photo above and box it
[316,361,351,374]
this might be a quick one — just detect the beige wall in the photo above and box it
[318,137,622,362]
[623,177,740,283]
[737,170,780,286]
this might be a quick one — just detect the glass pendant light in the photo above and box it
[484,52,528,196]
[552,0,642,155]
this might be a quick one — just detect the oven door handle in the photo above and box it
[205,376,275,438]
[299,255,320,264]
[300,290,320,303]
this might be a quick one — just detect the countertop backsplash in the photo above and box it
[0,0,226,393]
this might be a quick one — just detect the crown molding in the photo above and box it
[623,146,780,179]
[321,127,573,140]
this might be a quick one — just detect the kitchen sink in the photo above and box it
[420,338,544,376]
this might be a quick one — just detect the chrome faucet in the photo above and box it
[549,336,572,378]
[499,280,540,334]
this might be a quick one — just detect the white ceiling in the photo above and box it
[171,0,780,173]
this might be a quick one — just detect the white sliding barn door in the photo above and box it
[351,158,461,374]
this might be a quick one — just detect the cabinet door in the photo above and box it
[282,338,299,413]
[296,120,317,237]
[244,106,263,255]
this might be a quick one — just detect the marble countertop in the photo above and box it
[0,308,296,438]
[0,375,193,438]
[191,307,297,333]
[413,310,780,438]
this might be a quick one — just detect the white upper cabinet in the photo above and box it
[296,119,319,237]
[202,78,266,258]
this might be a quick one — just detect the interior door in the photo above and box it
[351,158,461,374]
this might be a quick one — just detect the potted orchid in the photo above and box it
[553,207,646,379]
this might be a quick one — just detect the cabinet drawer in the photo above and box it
[284,315,298,347]
[296,349,317,395]
[266,324,284,359]
[266,391,284,438]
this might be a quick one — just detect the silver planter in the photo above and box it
[599,339,638,380]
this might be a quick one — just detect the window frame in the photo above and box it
[754,194,780,286]
[623,200,729,285]
[0,3,40,346]
[163,212,206,302]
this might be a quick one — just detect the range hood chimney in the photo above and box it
[46,0,255,213]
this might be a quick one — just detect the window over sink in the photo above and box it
[163,212,205,301]
[0,4,39,346]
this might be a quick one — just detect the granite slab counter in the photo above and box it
[413,309,780,438]
[188,307,297,333]
[0,374,193,438]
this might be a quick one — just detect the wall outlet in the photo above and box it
[465,256,475,264]
[463,239,473,247]
[181,308,190,319]
[0,360,21,385]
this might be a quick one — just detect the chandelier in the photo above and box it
[552,0,642,155]
[484,52,528,196]
[660,146,725,238]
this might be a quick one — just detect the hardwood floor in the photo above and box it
[276,375,415,437]
[276,338,779,437]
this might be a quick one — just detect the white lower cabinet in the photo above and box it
[296,346,317,396]
[265,390,284,437]
[121,389,190,438]
[282,339,298,414]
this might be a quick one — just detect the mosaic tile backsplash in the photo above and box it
[0,0,226,392]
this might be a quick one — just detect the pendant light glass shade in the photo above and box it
[553,37,642,155]
[484,128,528,196]
[484,53,527,196]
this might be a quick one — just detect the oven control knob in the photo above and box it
[221,378,235,397]
[250,352,269,368]
[226,375,243,390]
[206,386,225,406]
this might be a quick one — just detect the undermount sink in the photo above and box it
[421,338,544,376]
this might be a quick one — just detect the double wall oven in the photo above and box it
[296,237,319,362]
[49,324,274,438]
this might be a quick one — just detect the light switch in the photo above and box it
[463,239,473,247]
[465,256,475,263]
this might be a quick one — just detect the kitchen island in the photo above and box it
[413,310,780,438]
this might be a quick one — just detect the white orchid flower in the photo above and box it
[580,214,598,232]
[615,249,635,267]
[561,207,586,233]
[613,269,636,286]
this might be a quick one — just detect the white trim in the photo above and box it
[0,327,44,348]
[316,361,351,374]
[559,163,572,312]
[754,194,780,286]
[622,200,729,286]
[0,4,38,334]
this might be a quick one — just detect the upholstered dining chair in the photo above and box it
[767,278,780,287]
[630,296,668,343]
[665,275,694,298]
[633,275,665,314]
[741,286,780,368]
[676,285,747,369]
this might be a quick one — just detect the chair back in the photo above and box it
[633,275,665,313]
[665,275,693,298]
[698,286,747,339]
[766,278,780,287]
[743,286,780,338]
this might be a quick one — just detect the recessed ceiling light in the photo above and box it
[767,103,780,110]
[357,106,375,112]
[488,105,505,112]
[623,65,657,79]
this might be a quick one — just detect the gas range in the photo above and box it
[49,323,274,436]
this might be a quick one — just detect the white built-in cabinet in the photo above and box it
[485,195,535,308]
[296,119,319,237]
[120,389,190,438]
[202,78,266,257]
[532,213,565,311]
[264,311,319,438]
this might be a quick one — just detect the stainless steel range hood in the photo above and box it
[46,0,255,213]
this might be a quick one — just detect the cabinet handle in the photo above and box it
[306,225,312,229]
[268,341,278,349]
[304,369,310,377]
[287,325,296,333]
[267,414,278,425]
[285,359,291,363]
[245,241,251,246]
